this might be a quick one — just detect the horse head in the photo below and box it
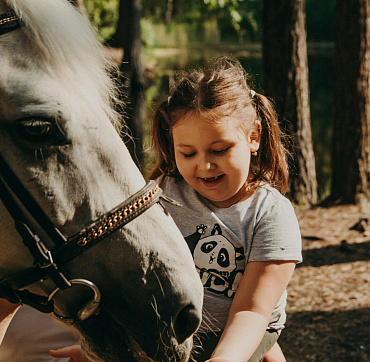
[0,0,203,360]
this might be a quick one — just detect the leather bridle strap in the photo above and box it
[55,181,163,264]
[0,155,72,293]
[0,153,68,246]
[0,10,23,36]
[0,177,165,313]
[0,160,163,290]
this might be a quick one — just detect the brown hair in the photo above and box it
[148,57,289,194]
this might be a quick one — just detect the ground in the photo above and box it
[278,204,370,362]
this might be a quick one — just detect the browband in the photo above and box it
[0,9,23,36]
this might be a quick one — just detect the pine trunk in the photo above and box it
[263,0,317,205]
[332,0,370,205]
[113,0,146,171]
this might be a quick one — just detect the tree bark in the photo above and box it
[263,0,317,205]
[332,0,370,205]
[111,0,147,171]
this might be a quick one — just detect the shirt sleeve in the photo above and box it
[248,195,302,262]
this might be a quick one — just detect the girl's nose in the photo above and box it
[198,159,216,171]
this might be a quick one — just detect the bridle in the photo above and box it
[0,147,170,322]
[0,9,21,35]
[0,10,177,323]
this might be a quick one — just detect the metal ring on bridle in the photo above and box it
[48,279,101,323]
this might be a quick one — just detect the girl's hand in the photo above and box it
[49,345,92,362]
[210,261,296,361]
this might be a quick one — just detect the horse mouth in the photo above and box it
[80,332,154,362]
[124,333,193,362]
[77,311,193,362]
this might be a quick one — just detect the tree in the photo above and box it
[263,0,317,205]
[77,0,145,169]
[331,0,370,205]
[109,0,147,170]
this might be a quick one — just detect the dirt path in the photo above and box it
[279,204,370,361]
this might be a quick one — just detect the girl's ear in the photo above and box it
[249,120,262,153]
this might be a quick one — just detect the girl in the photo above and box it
[148,57,302,362]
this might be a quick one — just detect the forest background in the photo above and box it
[78,1,370,360]
[82,0,335,202]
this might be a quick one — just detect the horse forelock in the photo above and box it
[3,0,124,132]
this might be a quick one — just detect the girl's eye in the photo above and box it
[183,152,196,158]
[213,148,229,155]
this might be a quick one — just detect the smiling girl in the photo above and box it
[148,57,302,362]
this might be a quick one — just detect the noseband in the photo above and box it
[0,10,179,323]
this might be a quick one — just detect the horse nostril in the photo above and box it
[173,303,201,344]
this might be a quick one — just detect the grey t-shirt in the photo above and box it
[159,176,302,332]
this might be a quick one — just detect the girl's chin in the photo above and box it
[197,191,232,208]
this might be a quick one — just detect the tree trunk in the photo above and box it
[332,0,370,206]
[111,0,147,171]
[263,0,317,205]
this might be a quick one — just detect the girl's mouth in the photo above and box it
[199,175,224,186]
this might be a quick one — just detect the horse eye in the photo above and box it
[23,120,51,137]
[16,118,68,147]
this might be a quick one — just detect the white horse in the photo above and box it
[0,0,203,361]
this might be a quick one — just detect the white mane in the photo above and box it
[5,0,123,130]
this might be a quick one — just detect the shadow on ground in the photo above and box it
[299,241,370,267]
[279,308,370,362]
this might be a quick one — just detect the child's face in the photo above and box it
[172,113,260,208]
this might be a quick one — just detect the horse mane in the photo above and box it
[5,0,124,131]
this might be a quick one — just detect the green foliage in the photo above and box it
[142,0,263,43]
[206,0,262,41]
[83,0,335,44]
[83,0,119,40]
[85,0,335,193]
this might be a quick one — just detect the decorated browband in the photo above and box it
[0,9,23,36]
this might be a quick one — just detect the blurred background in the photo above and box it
[80,0,335,203]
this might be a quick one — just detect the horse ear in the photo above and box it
[211,224,222,236]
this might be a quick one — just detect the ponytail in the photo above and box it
[147,99,182,180]
[250,93,289,194]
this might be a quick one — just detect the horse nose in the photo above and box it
[173,302,202,344]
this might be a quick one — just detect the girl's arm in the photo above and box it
[207,260,296,362]
[0,299,20,344]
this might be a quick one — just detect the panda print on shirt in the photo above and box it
[185,224,245,298]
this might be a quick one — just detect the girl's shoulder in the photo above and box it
[252,183,293,208]
[245,183,298,225]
